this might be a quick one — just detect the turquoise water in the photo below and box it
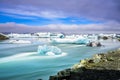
[0,38,120,80]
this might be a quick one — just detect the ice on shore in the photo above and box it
[37,45,62,56]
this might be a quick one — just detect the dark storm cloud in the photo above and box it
[0,0,120,21]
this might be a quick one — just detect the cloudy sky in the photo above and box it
[0,0,120,33]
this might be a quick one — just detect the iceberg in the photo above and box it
[51,38,90,44]
[37,45,62,56]
[9,40,31,44]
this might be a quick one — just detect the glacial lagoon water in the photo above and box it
[0,38,120,80]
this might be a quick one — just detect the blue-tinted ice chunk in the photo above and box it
[37,45,62,55]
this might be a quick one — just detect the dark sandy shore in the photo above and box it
[49,48,120,80]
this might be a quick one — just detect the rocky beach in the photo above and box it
[0,33,9,40]
[49,48,120,80]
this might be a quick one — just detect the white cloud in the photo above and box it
[0,22,120,33]
[0,8,66,19]
[0,0,120,22]
[40,11,65,18]
[0,13,37,19]
[45,24,78,30]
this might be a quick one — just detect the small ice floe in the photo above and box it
[37,45,64,56]
[9,40,31,44]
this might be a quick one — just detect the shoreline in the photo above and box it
[49,48,120,80]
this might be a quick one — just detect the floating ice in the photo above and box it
[46,52,55,56]
[51,38,90,44]
[9,40,31,44]
[37,45,62,55]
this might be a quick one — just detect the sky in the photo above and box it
[0,0,120,34]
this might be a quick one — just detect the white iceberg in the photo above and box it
[9,40,31,44]
[37,45,62,55]
[51,38,90,44]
